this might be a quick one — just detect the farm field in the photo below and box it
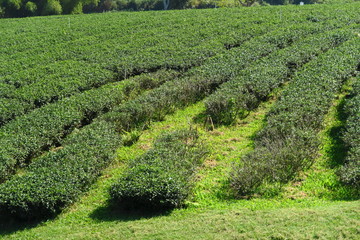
[0,2,360,239]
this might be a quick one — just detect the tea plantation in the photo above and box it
[0,2,359,239]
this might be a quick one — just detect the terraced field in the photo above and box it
[0,3,359,239]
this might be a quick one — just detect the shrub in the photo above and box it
[110,129,208,209]
[231,36,360,195]
[0,121,121,219]
[0,70,175,182]
[205,27,353,124]
[42,0,63,15]
[8,0,21,10]
[231,131,318,195]
[339,78,360,187]
[102,23,331,132]
[25,1,37,15]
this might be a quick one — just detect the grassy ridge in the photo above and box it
[2,203,359,239]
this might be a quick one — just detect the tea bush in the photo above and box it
[110,129,207,209]
[339,78,360,187]
[231,36,360,195]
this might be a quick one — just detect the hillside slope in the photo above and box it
[0,3,359,239]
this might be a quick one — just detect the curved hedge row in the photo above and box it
[0,121,121,219]
[204,27,354,124]
[110,129,207,209]
[0,22,274,126]
[0,61,113,125]
[2,4,356,125]
[1,4,359,220]
[0,22,323,218]
[230,36,360,195]
[3,4,339,59]
[0,70,178,182]
[102,23,331,132]
[339,77,360,188]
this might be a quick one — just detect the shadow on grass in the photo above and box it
[320,96,359,201]
[325,98,348,169]
[0,214,51,236]
[89,200,172,222]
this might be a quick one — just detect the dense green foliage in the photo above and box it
[0,3,359,223]
[110,129,207,209]
[0,0,99,17]
[1,0,357,18]
[230,36,360,195]
[205,27,356,124]
[0,7,293,125]
[0,121,121,219]
[102,22,340,131]
[0,6,304,184]
[340,77,360,187]
[0,70,176,182]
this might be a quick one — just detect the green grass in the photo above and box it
[1,92,359,239]
[2,202,359,239]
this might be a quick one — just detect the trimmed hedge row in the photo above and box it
[2,4,335,62]
[0,121,121,219]
[0,7,265,61]
[1,8,286,83]
[0,61,113,125]
[0,88,205,219]
[0,22,323,218]
[339,77,360,187]
[110,129,207,209]
[102,23,330,132]
[230,36,360,195]
[204,27,354,124]
[0,22,276,126]
[0,70,178,182]
[3,4,355,125]
[1,18,303,184]
[0,4,359,220]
